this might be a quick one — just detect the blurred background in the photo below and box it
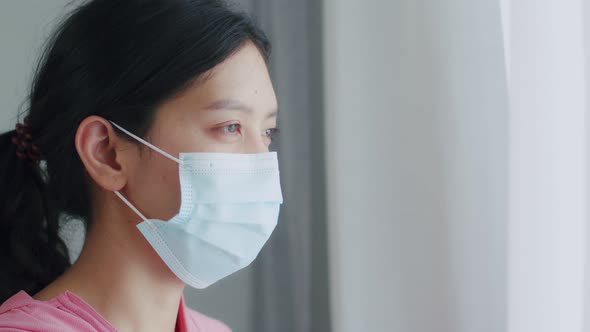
[1,1,590,332]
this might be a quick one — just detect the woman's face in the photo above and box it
[122,41,278,221]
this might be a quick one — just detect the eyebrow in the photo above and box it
[204,99,278,118]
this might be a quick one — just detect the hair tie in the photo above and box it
[12,116,41,164]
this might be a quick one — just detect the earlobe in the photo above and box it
[75,116,127,191]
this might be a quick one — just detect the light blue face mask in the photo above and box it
[109,121,283,289]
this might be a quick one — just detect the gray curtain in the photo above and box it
[241,0,331,331]
[185,1,331,331]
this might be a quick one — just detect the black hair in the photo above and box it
[0,0,270,302]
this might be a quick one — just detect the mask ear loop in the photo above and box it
[114,190,148,221]
[109,121,181,164]
[109,121,181,221]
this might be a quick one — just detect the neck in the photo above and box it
[35,205,185,332]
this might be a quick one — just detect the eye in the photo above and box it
[219,123,241,135]
[263,128,280,140]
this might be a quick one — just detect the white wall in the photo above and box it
[0,1,71,131]
[323,1,508,331]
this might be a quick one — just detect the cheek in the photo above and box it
[127,153,181,221]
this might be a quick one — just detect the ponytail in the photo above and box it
[0,129,70,302]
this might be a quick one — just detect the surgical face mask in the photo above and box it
[109,121,283,288]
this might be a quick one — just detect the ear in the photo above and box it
[74,116,132,191]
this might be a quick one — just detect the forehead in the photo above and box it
[174,42,277,110]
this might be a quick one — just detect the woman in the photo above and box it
[0,0,282,331]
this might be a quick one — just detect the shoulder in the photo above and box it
[0,291,60,331]
[0,307,52,331]
[184,307,232,332]
[0,291,108,332]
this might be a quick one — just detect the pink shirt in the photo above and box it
[0,290,231,332]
